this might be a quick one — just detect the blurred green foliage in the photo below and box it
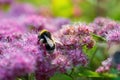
[21,0,120,22]
[51,0,73,17]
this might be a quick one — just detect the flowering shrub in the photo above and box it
[0,20,94,80]
[91,18,120,73]
[0,0,120,80]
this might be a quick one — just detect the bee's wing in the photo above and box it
[52,36,63,45]
[44,35,54,48]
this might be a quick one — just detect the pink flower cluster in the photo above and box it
[91,18,120,73]
[1,0,120,77]
[89,17,120,37]
[35,23,95,80]
[0,33,38,80]
[0,0,103,79]
[0,6,70,80]
[0,2,93,79]
[0,0,14,4]
[96,58,112,73]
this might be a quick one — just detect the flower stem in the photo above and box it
[16,74,31,80]
[65,68,75,80]
[23,74,29,80]
[89,47,98,64]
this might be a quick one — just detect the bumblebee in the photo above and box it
[38,29,56,54]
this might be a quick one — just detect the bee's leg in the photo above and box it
[40,39,44,43]
[41,44,47,56]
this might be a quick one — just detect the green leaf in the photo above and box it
[78,69,117,78]
[91,33,106,42]
[78,69,100,77]
[101,73,117,78]
[50,73,72,80]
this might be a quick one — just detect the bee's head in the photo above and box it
[38,29,52,43]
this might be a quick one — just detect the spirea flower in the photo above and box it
[0,11,4,18]
[55,23,94,48]
[52,18,70,28]
[89,17,120,37]
[0,0,14,4]
[96,42,120,73]
[0,50,36,80]
[89,17,111,34]
[0,33,39,80]
[20,15,46,32]
[106,28,120,43]
[20,15,70,32]
[55,23,94,66]
[8,3,37,17]
[0,18,26,38]
[91,18,120,73]
[35,23,95,80]
[0,11,71,80]
[0,18,27,43]
[44,18,70,32]
[93,17,112,26]
[96,58,112,73]
[96,51,120,73]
